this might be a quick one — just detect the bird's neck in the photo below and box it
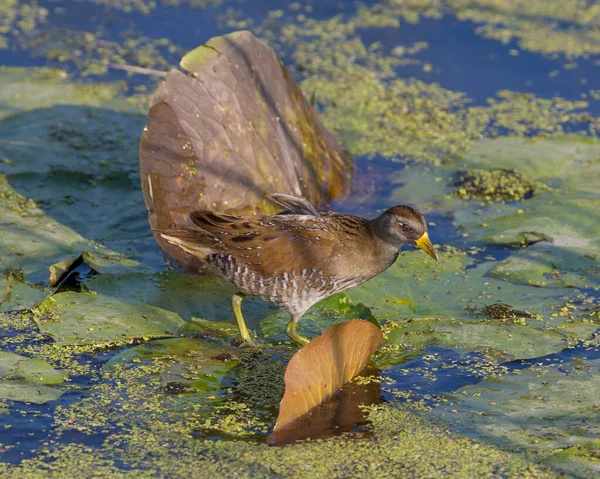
[367,221,402,268]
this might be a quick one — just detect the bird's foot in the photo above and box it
[285,321,310,347]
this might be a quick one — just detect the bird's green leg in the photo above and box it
[285,321,310,346]
[231,293,254,346]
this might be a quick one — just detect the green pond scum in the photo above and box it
[1,0,600,477]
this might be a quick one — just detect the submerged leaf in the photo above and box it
[140,31,352,272]
[273,319,382,434]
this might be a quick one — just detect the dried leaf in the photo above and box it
[272,319,382,435]
[140,31,352,272]
[269,367,380,446]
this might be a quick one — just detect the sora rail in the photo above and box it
[159,194,438,346]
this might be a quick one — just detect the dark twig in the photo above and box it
[108,63,168,77]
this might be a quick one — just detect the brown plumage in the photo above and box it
[158,194,438,345]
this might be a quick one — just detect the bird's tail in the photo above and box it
[153,229,219,260]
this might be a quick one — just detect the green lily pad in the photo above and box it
[0,381,63,405]
[464,136,600,193]
[0,350,65,404]
[1,171,157,283]
[5,170,150,245]
[0,179,84,285]
[454,137,600,289]
[463,200,599,247]
[34,291,185,345]
[258,292,378,344]
[82,249,149,276]
[464,198,600,289]
[433,358,600,477]
[84,271,294,344]
[0,279,48,312]
[0,67,162,278]
[0,350,66,385]
[84,272,235,320]
[347,250,568,321]
[387,164,457,212]
[345,250,599,361]
[489,241,600,288]
[385,318,596,361]
[387,138,600,290]
[0,67,141,178]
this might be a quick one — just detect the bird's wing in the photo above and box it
[269,193,320,216]
[172,210,346,274]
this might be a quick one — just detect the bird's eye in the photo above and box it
[399,222,413,233]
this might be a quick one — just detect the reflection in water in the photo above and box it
[269,367,381,446]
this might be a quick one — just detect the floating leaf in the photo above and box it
[0,199,84,285]
[346,251,599,361]
[6,169,150,246]
[0,381,63,404]
[273,319,382,435]
[259,292,377,344]
[454,137,600,288]
[35,291,185,344]
[0,350,65,404]
[84,272,234,320]
[348,251,567,322]
[434,358,600,477]
[489,241,600,288]
[463,136,600,191]
[0,279,48,312]
[385,318,596,361]
[0,350,65,385]
[82,249,151,275]
[386,136,600,289]
[0,68,161,277]
[140,30,352,272]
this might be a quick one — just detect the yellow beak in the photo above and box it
[415,232,438,261]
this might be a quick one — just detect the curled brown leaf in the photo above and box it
[271,319,382,442]
[140,31,352,272]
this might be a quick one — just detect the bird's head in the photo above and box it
[371,205,438,261]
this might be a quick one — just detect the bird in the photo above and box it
[157,193,438,346]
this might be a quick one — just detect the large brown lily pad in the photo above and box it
[140,31,352,272]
